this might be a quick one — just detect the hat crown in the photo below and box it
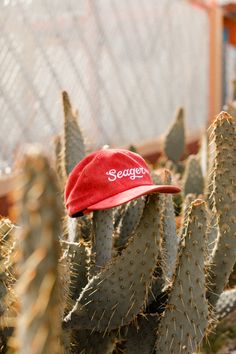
[65,148,180,217]
[65,149,152,215]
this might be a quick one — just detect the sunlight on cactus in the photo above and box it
[0,94,236,354]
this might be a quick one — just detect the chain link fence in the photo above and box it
[0,0,209,168]
[224,44,236,102]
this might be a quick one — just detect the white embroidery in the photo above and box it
[106,167,148,182]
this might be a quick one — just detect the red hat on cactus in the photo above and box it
[65,148,181,217]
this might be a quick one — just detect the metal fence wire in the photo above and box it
[0,0,209,168]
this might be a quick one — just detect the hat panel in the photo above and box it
[97,150,152,197]
[82,150,150,209]
[64,151,97,201]
[65,148,153,214]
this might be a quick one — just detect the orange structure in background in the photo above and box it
[193,1,236,123]
[189,0,223,123]
[224,16,236,46]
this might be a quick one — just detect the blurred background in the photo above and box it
[1,2,236,353]
[0,0,235,183]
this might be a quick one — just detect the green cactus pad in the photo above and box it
[91,209,114,274]
[114,197,145,252]
[182,155,204,197]
[10,148,63,354]
[204,130,215,210]
[206,209,218,260]
[122,314,158,353]
[156,200,208,354]
[207,112,236,306]
[62,91,85,175]
[164,107,185,163]
[67,241,90,301]
[64,194,162,332]
[53,135,66,187]
[178,193,196,240]
[73,329,117,354]
[160,170,178,285]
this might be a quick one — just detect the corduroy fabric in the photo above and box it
[65,149,181,216]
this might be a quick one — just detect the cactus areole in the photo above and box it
[64,149,181,217]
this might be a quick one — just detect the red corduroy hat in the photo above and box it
[65,148,181,217]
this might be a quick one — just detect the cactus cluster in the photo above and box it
[1,93,236,354]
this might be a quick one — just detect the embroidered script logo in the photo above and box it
[106,167,149,182]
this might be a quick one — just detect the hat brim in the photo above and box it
[86,184,181,211]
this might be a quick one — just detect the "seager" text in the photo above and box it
[106,167,148,182]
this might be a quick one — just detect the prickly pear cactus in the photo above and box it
[4,103,236,354]
[91,208,114,274]
[182,154,204,196]
[64,194,163,332]
[64,240,90,301]
[207,112,236,306]
[74,329,117,354]
[114,197,145,252]
[122,314,158,353]
[156,200,208,354]
[178,193,196,239]
[164,107,185,163]
[62,91,86,176]
[9,148,63,354]
[159,170,178,285]
[53,135,66,188]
